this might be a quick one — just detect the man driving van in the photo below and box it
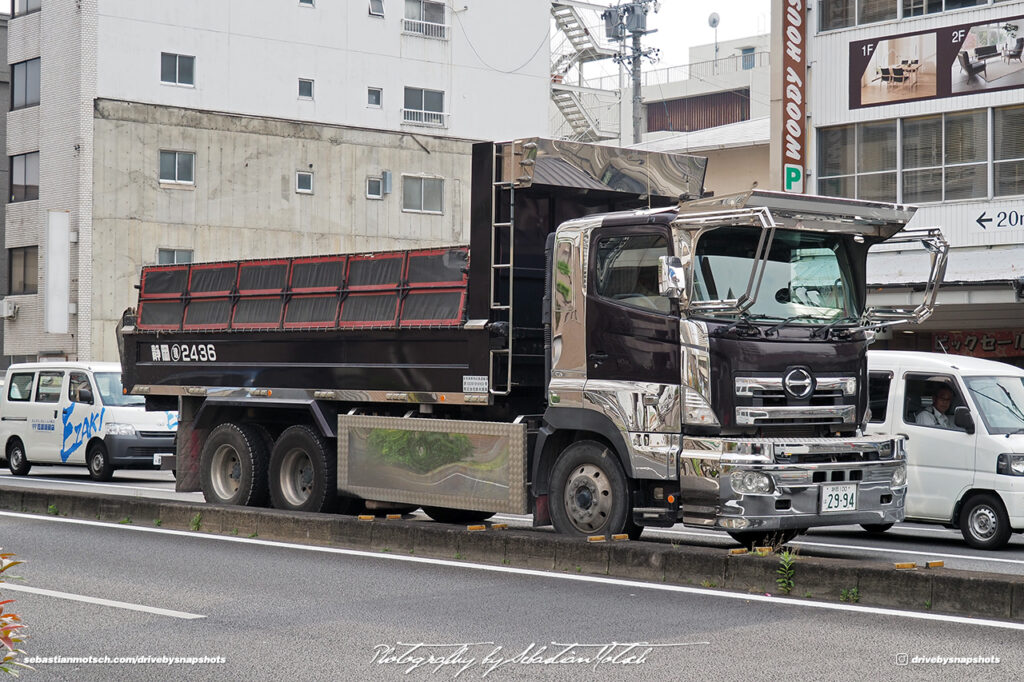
[916,385,955,428]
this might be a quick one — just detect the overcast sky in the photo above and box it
[643,0,771,68]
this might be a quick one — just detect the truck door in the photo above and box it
[900,372,977,521]
[585,228,680,435]
[30,369,66,464]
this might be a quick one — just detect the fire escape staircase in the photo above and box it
[550,2,618,142]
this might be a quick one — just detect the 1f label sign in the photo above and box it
[784,164,804,193]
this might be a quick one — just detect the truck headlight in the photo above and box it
[105,423,137,437]
[997,454,1024,476]
[730,470,773,494]
[891,463,907,487]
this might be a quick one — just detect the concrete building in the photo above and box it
[4,0,551,364]
[802,0,1024,368]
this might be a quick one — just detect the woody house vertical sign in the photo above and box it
[782,0,807,193]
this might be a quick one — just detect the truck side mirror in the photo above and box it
[953,406,975,434]
[658,256,686,302]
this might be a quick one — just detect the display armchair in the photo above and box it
[958,50,986,79]
[1005,37,1024,63]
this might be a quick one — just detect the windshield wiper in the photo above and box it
[810,315,860,340]
[764,314,822,337]
[968,388,1024,435]
[714,312,773,338]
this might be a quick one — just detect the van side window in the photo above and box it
[35,371,64,404]
[7,373,34,402]
[69,372,93,404]
[903,374,964,431]
[868,371,891,422]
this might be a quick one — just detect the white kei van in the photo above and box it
[0,361,177,481]
[866,351,1024,549]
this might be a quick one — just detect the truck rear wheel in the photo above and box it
[422,507,496,524]
[960,494,1012,550]
[269,425,337,513]
[549,440,633,538]
[200,423,270,507]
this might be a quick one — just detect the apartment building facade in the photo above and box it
[4,0,550,363]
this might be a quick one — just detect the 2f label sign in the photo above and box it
[784,164,804,193]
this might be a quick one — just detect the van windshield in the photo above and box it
[94,372,145,407]
[964,376,1024,435]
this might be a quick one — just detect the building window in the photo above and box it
[161,52,195,86]
[298,79,314,99]
[9,246,38,295]
[12,58,41,110]
[403,0,448,39]
[10,152,40,203]
[368,87,383,108]
[13,0,41,17]
[858,0,897,25]
[157,248,193,264]
[740,48,755,70]
[903,111,987,203]
[821,0,989,31]
[403,87,446,127]
[367,176,383,199]
[159,150,195,184]
[369,0,384,16]
[816,122,896,202]
[402,176,443,213]
[296,171,314,194]
[299,0,314,6]
[994,105,1024,198]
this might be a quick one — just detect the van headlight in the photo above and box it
[997,454,1024,476]
[106,423,137,437]
[730,470,773,495]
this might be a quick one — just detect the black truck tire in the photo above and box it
[87,442,114,482]
[269,425,337,513]
[960,493,1012,550]
[199,423,270,507]
[549,440,634,538]
[7,440,31,476]
[422,507,496,524]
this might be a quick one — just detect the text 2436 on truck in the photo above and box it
[118,139,948,546]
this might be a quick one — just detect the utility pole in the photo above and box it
[602,1,660,144]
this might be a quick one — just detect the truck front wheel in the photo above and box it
[269,425,337,513]
[200,423,270,507]
[549,440,637,539]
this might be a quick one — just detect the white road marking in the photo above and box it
[2,510,1022,632]
[1,582,204,620]
[0,475,177,494]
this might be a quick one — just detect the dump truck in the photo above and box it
[118,138,948,545]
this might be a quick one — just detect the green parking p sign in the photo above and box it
[784,164,803,193]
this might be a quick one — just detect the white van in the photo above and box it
[1,361,177,481]
[866,350,1024,549]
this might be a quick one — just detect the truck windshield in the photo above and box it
[94,372,145,407]
[692,226,858,323]
[964,376,1024,435]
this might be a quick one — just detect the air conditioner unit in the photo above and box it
[0,299,18,320]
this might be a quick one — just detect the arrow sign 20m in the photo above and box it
[976,210,1023,229]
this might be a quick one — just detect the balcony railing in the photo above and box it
[402,18,449,40]
[584,51,770,90]
[402,108,448,128]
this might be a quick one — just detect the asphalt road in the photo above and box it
[1,508,1021,681]
[3,466,1024,577]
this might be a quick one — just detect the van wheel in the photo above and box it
[200,423,270,507]
[860,523,894,534]
[549,440,633,538]
[269,425,336,513]
[87,443,114,482]
[960,494,1012,550]
[7,441,30,476]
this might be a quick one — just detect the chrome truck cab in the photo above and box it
[544,189,948,545]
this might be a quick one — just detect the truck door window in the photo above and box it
[593,234,670,314]
[7,373,34,402]
[868,371,892,422]
[69,372,93,404]
[903,374,964,431]
[34,371,64,404]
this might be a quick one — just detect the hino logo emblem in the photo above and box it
[783,368,814,399]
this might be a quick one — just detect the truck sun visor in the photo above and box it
[135,247,470,332]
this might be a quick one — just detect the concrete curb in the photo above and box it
[5,484,1024,622]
